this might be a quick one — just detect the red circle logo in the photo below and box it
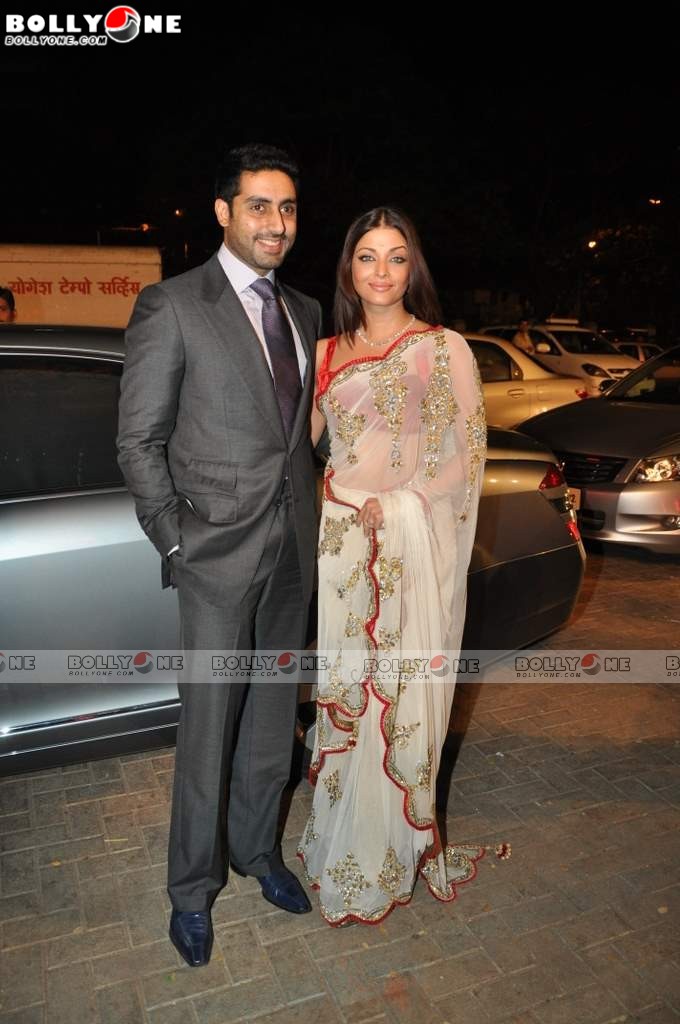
[105,6,140,43]
[133,651,154,674]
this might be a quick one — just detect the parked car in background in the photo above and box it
[466,332,588,427]
[0,326,585,774]
[479,319,639,396]
[519,345,680,554]
[612,339,663,363]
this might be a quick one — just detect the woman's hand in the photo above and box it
[357,498,384,535]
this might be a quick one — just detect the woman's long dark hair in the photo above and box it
[333,207,442,341]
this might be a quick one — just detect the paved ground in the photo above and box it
[537,539,680,650]
[1,542,679,1024]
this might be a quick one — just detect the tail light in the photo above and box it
[539,464,581,543]
[539,463,565,490]
[566,519,581,542]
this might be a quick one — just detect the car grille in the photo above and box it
[555,451,626,485]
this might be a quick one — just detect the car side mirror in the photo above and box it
[535,342,551,354]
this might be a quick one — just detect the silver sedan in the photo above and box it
[519,345,680,553]
[467,332,588,428]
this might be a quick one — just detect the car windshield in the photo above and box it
[605,348,680,404]
[549,330,619,355]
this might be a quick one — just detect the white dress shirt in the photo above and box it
[217,243,307,384]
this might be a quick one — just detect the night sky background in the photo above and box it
[4,19,679,336]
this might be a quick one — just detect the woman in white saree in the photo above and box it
[298,208,490,925]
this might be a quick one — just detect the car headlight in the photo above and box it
[635,454,680,483]
[582,363,608,377]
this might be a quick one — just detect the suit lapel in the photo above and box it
[199,255,285,441]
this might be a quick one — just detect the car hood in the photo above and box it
[519,400,680,458]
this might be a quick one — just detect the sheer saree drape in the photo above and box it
[298,328,487,924]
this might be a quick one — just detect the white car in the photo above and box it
[466,332,588,427]
[613,340,664,362]
[479,319,639,396]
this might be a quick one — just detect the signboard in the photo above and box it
[0,244,162,327]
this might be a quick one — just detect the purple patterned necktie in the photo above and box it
[250,277,302,438]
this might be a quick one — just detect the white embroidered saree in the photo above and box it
[298,327,487,924]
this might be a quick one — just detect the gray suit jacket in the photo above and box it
[116,252,323,608]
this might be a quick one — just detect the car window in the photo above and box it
[549,330,619,354]
[642,345,661,360]
[529,331,560,355]
[0,355,124,499]
[605,350,680,404]
[469,341,514,383]
[618,344,637,358]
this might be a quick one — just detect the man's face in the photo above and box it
[215,170,297,275]
[519,320,529,331]
[0,298,15,323]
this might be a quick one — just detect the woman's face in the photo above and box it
[351,226,410,309]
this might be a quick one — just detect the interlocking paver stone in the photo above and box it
[45,961,96,1024]
[96,981,146,1024]
[46,921,128,968]
[416,949,500,998]
[0,943,44,1011]
[38,863,78,915]
[215,921,272,983]
[531,981,627,1024]
[267,936,326,1001]
[192,975,283,1024]
[0,1005,45,1024]
[141,958,230,1009]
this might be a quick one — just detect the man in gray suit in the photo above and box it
[117,144,322,967]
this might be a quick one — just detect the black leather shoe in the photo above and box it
[169,909,213,967]
[258,866,312,914]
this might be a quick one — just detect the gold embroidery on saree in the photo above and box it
[323,768,342,807]
[344,611,364,638]
[421,331,459,480]
[416,747,433,789]
[369,356,409,470]
[337,560,365,600]
[376,554,403,600]
[377,846,407,897]
[319,512,358,557]
[327,852,371,906]
[302,810,319,846]
[460,400,487,521]
[377,627,401,652]
[390,721,421,749]
[328,396,365,465]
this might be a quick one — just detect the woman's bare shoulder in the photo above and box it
[314,337,331,368]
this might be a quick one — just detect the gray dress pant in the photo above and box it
[167,488,306,911]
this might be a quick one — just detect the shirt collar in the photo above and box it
[218,243,276,295]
